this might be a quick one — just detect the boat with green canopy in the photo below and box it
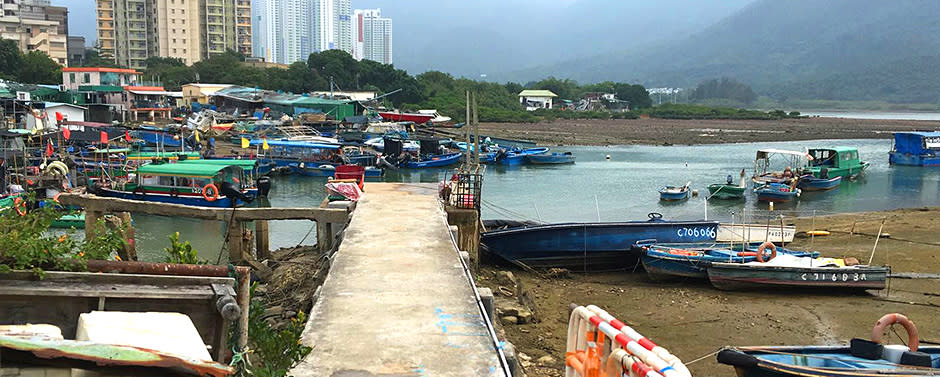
[93,163,253,207]
[805,147,869,179]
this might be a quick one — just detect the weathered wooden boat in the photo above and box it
[755,182,800,202]
[659,183,691,201]
[527,152,575,165]
[93,163,254,208]
[797,174,842,191]
[716,223,796,243]
[480,213,719,270]
[707,255,889,290]
[248,139,343,168]
[495,147,551,166]
[634,242,820,280]
[401,152,462,168]
[806,147,870,179]
[707,183,746,199]
[889,132,940,166]
[718,313,938,376]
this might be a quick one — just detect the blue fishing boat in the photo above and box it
[797,174,841,191]
[495,147,550,166]
[755,182,800,202]
[718,314,936,376]
[289,162,384,179]
[889,131,940,166]
[248,139,346,169]
[527,152,575,165]
[634,242,820,281]
[401,152,462,168]
[659,182,691,201]
[480,213,720,270]
[93,163,254,208]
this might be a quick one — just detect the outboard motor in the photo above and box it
[256,176,272,198]
[220,181,254,206]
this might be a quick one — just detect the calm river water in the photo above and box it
[122,138,938,262]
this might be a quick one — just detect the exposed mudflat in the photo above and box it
[478,207,940,376]
[478,117,940,146]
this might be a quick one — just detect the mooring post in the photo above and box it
[316,220,332,252]
[84,210,102,240]
[227,220,244,263]
[118,212,137,261]
[255,220,270,260]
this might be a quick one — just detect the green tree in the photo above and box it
[613,83,653,109]
[692,77,757,104]
[17,51,62,84]
[0,39,22,80]
[528,76,580,100]
[307,50,359,90]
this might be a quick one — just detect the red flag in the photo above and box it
[62,127,70,140]
[100,131,108,144]
[45,140,54,157]
[55,112,63,122]
[125,131,132,142]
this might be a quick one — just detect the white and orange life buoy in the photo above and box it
[756,241,777,262]
[872,313,919,352]
[202,183,219,202]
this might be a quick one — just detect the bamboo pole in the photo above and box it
[868,217,887,265]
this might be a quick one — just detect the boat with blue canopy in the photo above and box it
[889,131,940,166]
[480,213,720,270]
[495,147,550,165]
[400,152,462,168]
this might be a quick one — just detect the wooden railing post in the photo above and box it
[255,220,269,260]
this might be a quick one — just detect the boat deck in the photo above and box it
[290,183,507,377]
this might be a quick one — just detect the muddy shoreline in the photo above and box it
[477,206,940,376]
[477,117,940,146]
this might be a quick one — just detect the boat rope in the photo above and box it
[682,349,719,366]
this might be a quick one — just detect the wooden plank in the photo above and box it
[58,194,349,223]
[0,283,217,300]
[0,271,235,286]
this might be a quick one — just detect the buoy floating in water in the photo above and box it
[691,189,699,197]
[807,230,830,236]
[605,154,611,160]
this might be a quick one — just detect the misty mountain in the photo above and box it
[367,0,755,78]
[512,0,940,102]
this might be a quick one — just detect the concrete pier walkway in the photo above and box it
[291,183,507,377]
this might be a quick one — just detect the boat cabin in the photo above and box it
[889,132,940,166]
[806,147,868,178]
[127,163,248,194]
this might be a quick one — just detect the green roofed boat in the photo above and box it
[93,163,254,208]
[805,147,869,179]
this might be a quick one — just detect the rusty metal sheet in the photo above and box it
[0,335,234,377]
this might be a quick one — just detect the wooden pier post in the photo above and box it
[118,212,137,261]
[255,220,270,260]
[226,220,244,263]
[84,210,102,240]
[316,221,333,252]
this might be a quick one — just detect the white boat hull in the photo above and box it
[717,223,795,243]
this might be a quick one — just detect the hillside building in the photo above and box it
[518,90,557,111]
[0,0,69,65]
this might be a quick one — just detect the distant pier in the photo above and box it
[290,183,508,377]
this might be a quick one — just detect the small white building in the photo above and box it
[25,102,87,131]
[518,89,558,111]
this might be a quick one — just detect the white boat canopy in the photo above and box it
[755,149,814,160]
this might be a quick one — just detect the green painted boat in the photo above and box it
[707,184,746,200]
[805,147,869,179]
[707,262,889,291]
[51,213,85,228]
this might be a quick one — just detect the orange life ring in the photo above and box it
[202,183,219,202]
[13,197,26,216]
[53,193,61,203]
[757,241,777,262]
[872,313,919,352]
